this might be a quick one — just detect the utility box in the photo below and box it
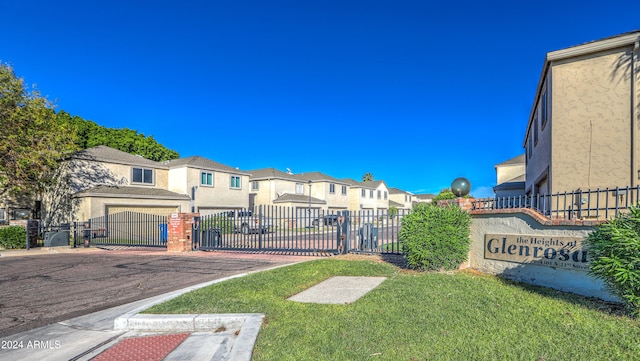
[358,224,379,250]
[44,231,70,247]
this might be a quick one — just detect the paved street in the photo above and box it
[0,248,316,337]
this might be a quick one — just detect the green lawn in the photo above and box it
[145,257,640,361]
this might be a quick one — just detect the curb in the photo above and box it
[113,313,264,361]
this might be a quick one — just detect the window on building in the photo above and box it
[377,190,381,199]
[527,134,532,159]
[132,167,153,184]
[296,183,304,194]
[251,181,259,191]
[533,112,538,146]
[370,190,374,198]
[384,191,388,200]
[230,175,241,189]
[342,185,347,195]
[201,172,213,186]
[541,89,549,130]
[0,209,6,224]
[330,183,335,194]
[361,189,366,197]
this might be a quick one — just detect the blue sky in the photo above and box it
[2,1,639,197]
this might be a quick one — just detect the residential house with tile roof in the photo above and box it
[63,146,190,221]
[388,187,413,210]
[166,156,250,215]
[341,179,390,212]
[248,168,352,216]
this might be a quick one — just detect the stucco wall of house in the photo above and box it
[389,193,412,209]
[525,77,552,195]
[497,164,525,185]
[168,167,188,194]
[187,168,249,210]
[316,182,349,209]
[469,213,615,301]
[77,196,188,220]
[551,47,633,193]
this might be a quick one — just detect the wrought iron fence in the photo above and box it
[472,185,640,220]
[195,206,408,254]
[79,211,168,248]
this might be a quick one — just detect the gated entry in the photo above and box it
[192,206,406,255]
[75,211,168,248]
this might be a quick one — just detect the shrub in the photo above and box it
[585,206,640,316]
[0,226,27,249]
[400,203,471,270]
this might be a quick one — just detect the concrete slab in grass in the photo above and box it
[288,276,387,304]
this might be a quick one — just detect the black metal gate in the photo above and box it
[76,211,168,248]
[192,206,406,255]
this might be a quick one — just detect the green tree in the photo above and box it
[58,111,179,162]
[0,63,78,199]
[362,172,374,182]
[432,188,457,203]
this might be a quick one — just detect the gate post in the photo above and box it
[336,210,350,254]
[167,213,199,252]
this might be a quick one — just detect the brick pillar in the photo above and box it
[438,197,474,212]
[167,213,198,253]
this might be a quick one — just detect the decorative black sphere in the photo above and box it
[451,177,471,197]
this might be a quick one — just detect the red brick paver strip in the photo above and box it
[91,333,191,361]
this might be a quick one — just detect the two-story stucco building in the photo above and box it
[166,156,250,215]
[524,30,640,196]
[69,146,190,221]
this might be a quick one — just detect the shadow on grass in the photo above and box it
[492,270,633,319]
[379,252,633,319]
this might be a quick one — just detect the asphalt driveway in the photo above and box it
[0,248,317,337]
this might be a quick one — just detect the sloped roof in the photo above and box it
[272,193,326,204]
[493,181,526,192]
[166,156,249,175]
[495,154,525,167]
[248,168,304,182]
[388,200,404,208]
[340,179,376,189]
[414,193,435,200]
[388,187,412,195]
[73,145,166,168]
[297,172,350,185]
[75,185,190,199]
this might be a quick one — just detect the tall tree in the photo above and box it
[362,172,374,182]
[0,63,78,200]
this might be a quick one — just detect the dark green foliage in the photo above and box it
[0,226,27,249]
[400,203,471,270]
[57,111,179,162]
[432,188,457,203]
[586,206,640,316]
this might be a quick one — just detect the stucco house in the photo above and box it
[341,179,390,212]
[66,146,190,221]
[248,168,353,216]
[166,156,250,215]
[388,187,413,210]
[524,30,640,197]
[493,154,525,198]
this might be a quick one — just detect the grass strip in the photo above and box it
[145,257,640,361]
